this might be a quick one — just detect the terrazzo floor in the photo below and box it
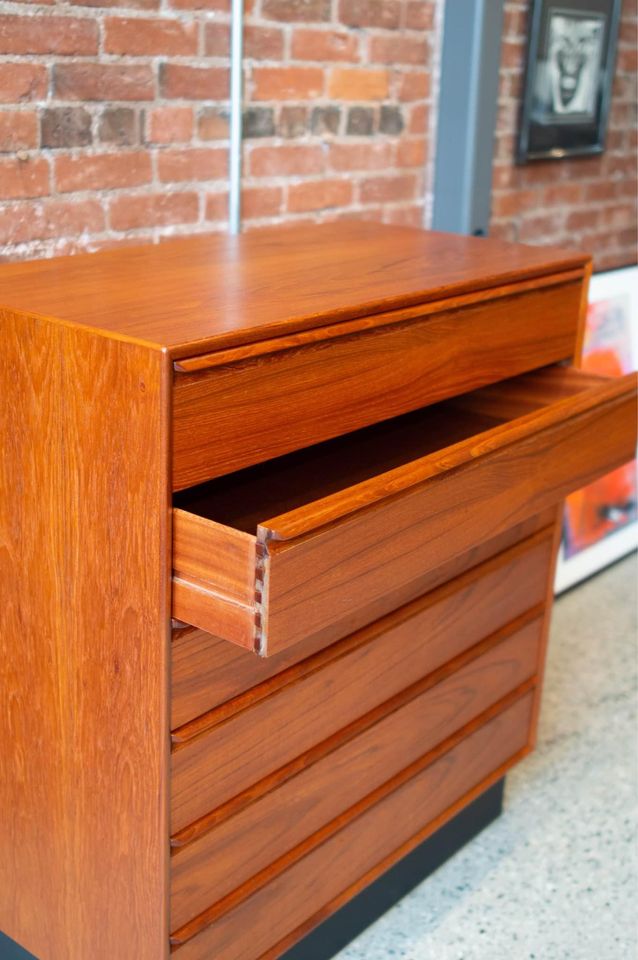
[335,552,638,960]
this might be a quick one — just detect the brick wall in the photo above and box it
[491,0,638,270]
[0,0,438,260]
[0,0,635,265]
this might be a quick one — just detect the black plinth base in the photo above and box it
[281,777,505,960]
[0,778,504,960]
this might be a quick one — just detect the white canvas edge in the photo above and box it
[554,264,638,593]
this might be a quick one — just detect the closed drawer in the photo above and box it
[172,366,637,656]
[170,691,534,957]
[170,618,541,932]
[172,274,583,490]
[171,596,542,834]
[171,521,554,734]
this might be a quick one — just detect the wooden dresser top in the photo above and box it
[0,222,588,360]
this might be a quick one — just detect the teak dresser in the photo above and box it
[1,223,636,960]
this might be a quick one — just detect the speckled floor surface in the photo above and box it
[335,552,638,960]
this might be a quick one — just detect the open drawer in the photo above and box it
[172,366,637,656]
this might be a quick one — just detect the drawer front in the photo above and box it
[170,620,541,932]
[173,277,583,490]
[171,555,545,834]
[171,510,555,730]
[171,691,534,956]
[172,368,637,656]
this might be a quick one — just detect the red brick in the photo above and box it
[205,191,228,221]
[329,140,394,171]
[408,103,429,134]
[339,0,400,29]
[0,198,105,245]
[397,71,430,101]
[501,38,525,68]
[262,0,331,22]
[249,144,324,176]
[55,64,155,101]
[70,0,159,8]
[0,15,98,55]
[158,147,227,182]
[601,153,636,178]
[369,35,428,66]
[168,0,228,9]
[617,178,638,199]
[252,66,324,100]
[396,139,427,168]
[541,182,585,206]
[246,25,285,59]
[360,174,416,203]
[41,107,92,148]
[406,1,435,30]
[147,106,193,144]
[0,111,38,152]
[0,64,47,102]
[489,220,518,243]
[598,203,636,229]
[55,152,152,192]
[160,64,228,99]
[197,108,229,140]
[503,7,527,39]
[288,178,353,212]
[491,189,538,218]
[109,192,199,230]
[491,163,516,191]
[327,207,382,224]
[104,17,198,55]
[383,204,424,227]
[0,156,49,200]
[204,22,230,55]
[242,185,283,218]
[517,213,565,243]
[99,108,139,146]
[291,29,359,62]
[205,23,284,59]
[618,45,638,73]
[328,68,388,100]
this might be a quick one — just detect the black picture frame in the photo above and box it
[517,0,622,162]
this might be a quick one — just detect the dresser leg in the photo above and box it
[280,777,506,960]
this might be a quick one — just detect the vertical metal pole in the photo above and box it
[229,0,244,235]
[431,0,505,236]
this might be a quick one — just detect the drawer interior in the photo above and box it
[172,364,636,655]
[174,403,497,534]
[173,366,607,534]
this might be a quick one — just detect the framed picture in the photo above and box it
[555,266,638,594]
[518,0,622,162]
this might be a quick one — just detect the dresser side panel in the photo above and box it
[0,309,171,960]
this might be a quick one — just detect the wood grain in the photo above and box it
[170,510,556,730]
[260,371,636,655]
[172,278,583,488]
[171,368,637,655]
[170,620,541,931]
[170,692,534,958]
[0,309,170,960]
[0,223,588,359]
[170,606,542,836]
[173,269,584,373]
[172,528,553,744]
[262,369,636,540]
